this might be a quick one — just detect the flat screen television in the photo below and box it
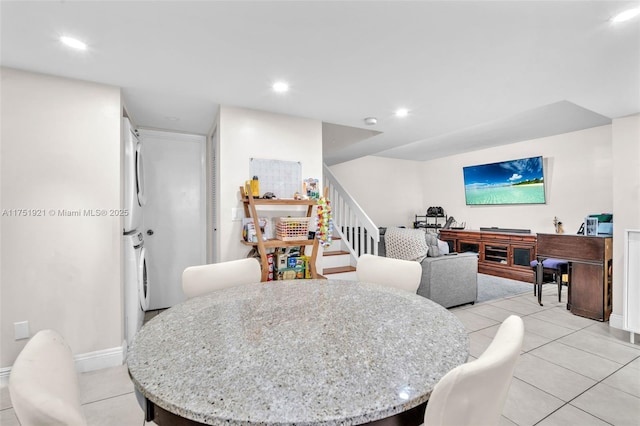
[463,156,546,205]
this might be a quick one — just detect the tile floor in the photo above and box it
[1,285,639,425]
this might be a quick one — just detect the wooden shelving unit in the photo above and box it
[240,186,321,281]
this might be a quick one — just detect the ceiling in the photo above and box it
[1,1,638,165]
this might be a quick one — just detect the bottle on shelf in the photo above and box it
[251,176,260,197]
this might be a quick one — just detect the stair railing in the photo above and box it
[323,164,379,259]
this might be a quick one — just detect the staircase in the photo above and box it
[319,164,379,280]
[321,236,357,280]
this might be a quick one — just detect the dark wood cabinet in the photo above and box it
[537,233,612,321]
[439,229,536,282]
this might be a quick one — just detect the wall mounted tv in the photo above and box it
[463,156,546,205]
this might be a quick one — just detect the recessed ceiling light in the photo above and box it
[364,117,377,125]
[612,8,640,23]
[272,81,289,93]
[395,108,409,118]
[59,36,87,50]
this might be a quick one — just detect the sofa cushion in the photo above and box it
[437,238,450,255]
[424,233,440,257]
[384,227,429,262]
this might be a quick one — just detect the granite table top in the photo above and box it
[127,279,469,425]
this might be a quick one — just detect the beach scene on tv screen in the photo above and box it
[463,156,545,205]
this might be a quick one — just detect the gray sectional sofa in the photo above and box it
[380,227,478,308]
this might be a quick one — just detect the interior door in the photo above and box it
[140,130,206,310]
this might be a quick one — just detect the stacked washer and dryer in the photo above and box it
[123,117,151,352]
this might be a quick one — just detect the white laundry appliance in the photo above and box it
[123,232,150,349]
[122,117,150,351]
[123,117,145,234]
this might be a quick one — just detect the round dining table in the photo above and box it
[127,279,469,426]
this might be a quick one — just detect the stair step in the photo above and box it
[327,271,358,281]
[323,250,350,257]
[323,265,357,275]
[321,251,352,269]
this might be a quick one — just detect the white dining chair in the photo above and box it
[356,253,422,293]
[9,329,87,426]
[423,315,524,426]
[182,257,262,299]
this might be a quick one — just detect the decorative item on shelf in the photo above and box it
[316,196,333,247]
[553,216,564,234]
[243,217,271,242]
[585,216,599,236]
[451,220,466,230]
[303,178,320,199]
[581,213,613,236]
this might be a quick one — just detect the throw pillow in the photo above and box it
[437,238,450,255]
[424,233,440,257]
[384,227,429,262]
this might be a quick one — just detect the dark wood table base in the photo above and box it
[146,400,427,426]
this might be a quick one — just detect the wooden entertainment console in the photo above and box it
[439,229,536,282]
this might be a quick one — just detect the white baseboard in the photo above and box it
[0,367,12,388]
[609,313,624,330]
[74,345,124,373]
[609,313,639,343]
[0,345,124,388]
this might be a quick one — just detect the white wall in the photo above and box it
[1,68,122,367]
[217,106,323,262]
[611,114,640,325]
[421,125,613,234]
[330,156,425,228]
[331,125,613,235]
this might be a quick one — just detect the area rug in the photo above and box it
[476,273,533,303]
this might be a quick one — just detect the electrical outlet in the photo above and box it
[14,321,29,340]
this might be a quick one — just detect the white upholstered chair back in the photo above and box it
[423,315,524,426]
[9,329,87,426]
[356,254,422,293]
[182,258,262,299]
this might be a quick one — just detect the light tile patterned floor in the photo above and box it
[1,285,638,425]
[453,285,640,426]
